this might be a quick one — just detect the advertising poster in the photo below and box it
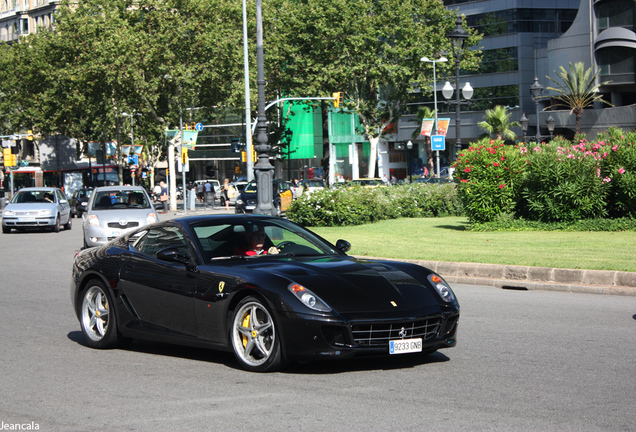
[420,118,434,137]
[437,118,451,136]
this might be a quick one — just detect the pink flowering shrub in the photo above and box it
[596,128,636,218]
[453,138,526,222]
[454,128,636,223]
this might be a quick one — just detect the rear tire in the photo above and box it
[64,217,72,231]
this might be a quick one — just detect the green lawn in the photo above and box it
[311,217,636,272]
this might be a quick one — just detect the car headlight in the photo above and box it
[87,214,100,226]
[3,209,15,216]
[38,209,52,217]
[428,274,456,303]
[288,283,331,312]
[147,213,157,224]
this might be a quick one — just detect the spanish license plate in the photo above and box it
[109,229,121,237]
[246,205,256,210]
[389,338,422,355]
[18,217,36,222]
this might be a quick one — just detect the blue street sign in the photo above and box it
[431,135,445,151]
[195,122,203,132]
[128,155,138,165]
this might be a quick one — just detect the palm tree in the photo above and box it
[410,106,435,176]
[477,105,519,140]
[545,62,612,134]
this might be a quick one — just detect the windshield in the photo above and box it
[12,190,56,204]
[91,190,151,210]
[190,217,341,261]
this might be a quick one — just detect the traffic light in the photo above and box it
[181,147,188,165]
[241,150,247,163]
[27,130,33,141]
[231,138,241,153]
[3,148,16,167]
[252,147,257,162]
[332,92,344,108]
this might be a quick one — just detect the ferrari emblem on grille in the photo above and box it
[218,281,225,293]
[399,327,407,339]
[390,301,397,307]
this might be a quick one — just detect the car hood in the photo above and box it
[4,203,58,212]
[87,208,156,220]
[229,257,441,315]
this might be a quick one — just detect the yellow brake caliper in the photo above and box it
[242,313,251,347]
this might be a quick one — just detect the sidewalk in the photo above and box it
[358,256,636,296]
[159,204,636,296]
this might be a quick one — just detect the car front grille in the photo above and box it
[107,221,140,229]
[351,318,441,347]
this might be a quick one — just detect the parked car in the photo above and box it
[301,179,326,195]
[235,180,293,216]
[348,178,385,187]
[82,186,158,248]
[413,177,455,185]
[69,187,93,218]
[2,187,72,233]
[70,214,459,372]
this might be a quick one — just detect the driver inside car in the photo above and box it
[234,227,279,256]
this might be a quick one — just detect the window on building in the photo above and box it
[598,47,636,84]
[477,47,518,74]
[597,0,634,31]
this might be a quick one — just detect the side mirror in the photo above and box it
[157,247,190,264]
[335,239,351,254]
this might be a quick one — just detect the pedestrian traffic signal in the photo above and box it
[332,92,344,108]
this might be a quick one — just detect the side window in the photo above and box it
[138,226,190,259]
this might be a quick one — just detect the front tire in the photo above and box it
[2,225,10,233]
[80,281,120,349]
[230,296,284,372]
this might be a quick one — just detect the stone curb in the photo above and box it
[355,256,636,297]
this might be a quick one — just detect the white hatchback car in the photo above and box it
[82,186,158,248]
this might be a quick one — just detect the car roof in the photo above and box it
[17,187,59,192]
[92,186,148,193]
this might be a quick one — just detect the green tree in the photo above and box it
[545,62,613,134]
[477,105,519,141]
[264,0,481,177]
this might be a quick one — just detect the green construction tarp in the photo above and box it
[281,102,323,159]
[328,108,365,144]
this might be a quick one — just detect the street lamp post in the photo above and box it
[442,80,473,160]
[546,114,555,139]
[421,56,447,178]
[530,77,544,142]
[447,17,470,161]
[406,140,413,181]
[253,0,275,215]
[519,113,529,142]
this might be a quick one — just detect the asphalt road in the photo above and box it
[0,219,634,431]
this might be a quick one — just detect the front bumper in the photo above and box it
[83,224,138,247]
[277,310,459,360]
[2,216,56,228]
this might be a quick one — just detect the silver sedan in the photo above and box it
[82,186,159,248]
[2,187,71,233]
